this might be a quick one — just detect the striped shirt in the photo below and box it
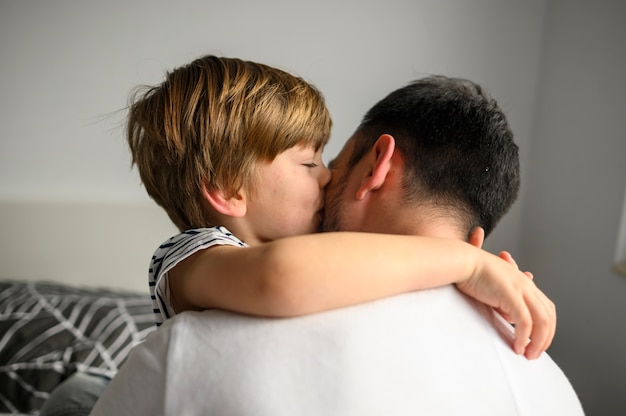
[149,226,247,326]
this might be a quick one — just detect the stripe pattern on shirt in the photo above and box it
[149,226,246,326]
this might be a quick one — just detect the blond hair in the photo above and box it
[127,55,332,231]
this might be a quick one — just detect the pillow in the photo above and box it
[0,281,155,415]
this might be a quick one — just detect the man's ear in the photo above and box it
[201,182,247,217]
[468,226,485,248]
[356,134,396,200]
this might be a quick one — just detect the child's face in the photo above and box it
[245,145,331,243]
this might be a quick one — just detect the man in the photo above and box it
[90,76,583,415]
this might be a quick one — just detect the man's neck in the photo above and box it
[368,205,468,242]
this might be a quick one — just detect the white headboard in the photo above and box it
[0,201,178,293]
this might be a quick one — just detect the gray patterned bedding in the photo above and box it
[0,281,155,415]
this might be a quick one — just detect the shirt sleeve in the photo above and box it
[148,227,246,326]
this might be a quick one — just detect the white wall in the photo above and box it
[0,201,177,293]
[521,1,626,414]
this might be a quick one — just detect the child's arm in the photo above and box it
[168,232,554,359]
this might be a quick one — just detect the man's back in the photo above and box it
[92,285,583,415]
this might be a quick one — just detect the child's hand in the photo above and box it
[455,251,556,360]
[499,250,534,281]
[495,251,534,323]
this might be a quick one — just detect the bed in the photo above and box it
[0,280,154,414]
[0,201,177,415]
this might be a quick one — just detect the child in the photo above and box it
[128,55,553,356]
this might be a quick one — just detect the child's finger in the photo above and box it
[499,251,517,267]
[523,290,556,359]
[500,252,534,280]
[494,307,514,324]
[538,293,556,354]
[510,302,532,356]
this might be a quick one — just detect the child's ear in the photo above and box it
[201,182,247,217]
[468,227,485,248]
[356,134,396,200]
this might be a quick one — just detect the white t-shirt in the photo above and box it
[91,286,584,416]
[148,226,246,326]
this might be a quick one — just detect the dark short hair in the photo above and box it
[349,76,519,237]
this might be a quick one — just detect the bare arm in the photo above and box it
[172,232,477,315]
[169,232,555,359]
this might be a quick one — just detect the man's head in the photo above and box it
[127,55,332,231]
[323,76,519,240]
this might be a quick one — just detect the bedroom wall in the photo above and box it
[520,1,626,414]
